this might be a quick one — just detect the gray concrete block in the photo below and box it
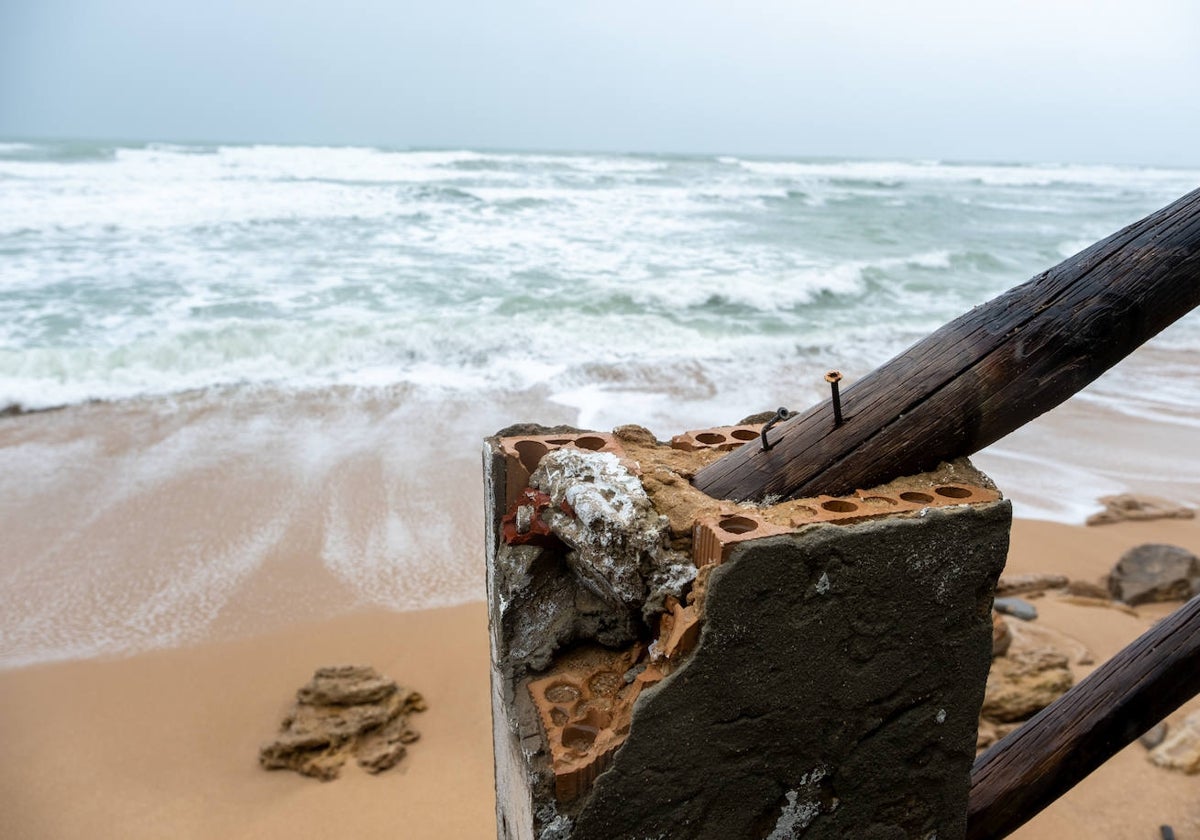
[485,429,1010,840]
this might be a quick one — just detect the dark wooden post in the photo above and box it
[967,593,1200,839]
[693,188,1200,503]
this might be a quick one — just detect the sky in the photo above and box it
[2,0,1198,165]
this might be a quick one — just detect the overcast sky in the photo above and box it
[2,0,1198,164]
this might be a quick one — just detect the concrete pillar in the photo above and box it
[485,423,1010,840]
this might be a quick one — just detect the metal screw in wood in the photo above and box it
[825,370,844,426]
[760,407,792,452]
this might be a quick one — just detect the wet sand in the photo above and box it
[2,517,1199,839]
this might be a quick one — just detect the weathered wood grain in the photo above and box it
[693,188,1200,502]
[967,594,1200,839]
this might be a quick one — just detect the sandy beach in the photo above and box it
[2,514,1198,839]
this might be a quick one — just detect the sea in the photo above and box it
[1,139,1198,667]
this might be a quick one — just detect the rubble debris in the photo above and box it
[496,543,638,675]
[530,448,694,621]
[487,427,1011,837]
[502,488,561,547]
[1087,494,1195,526]
[259,665,425,781]
[1108,544,1200,605]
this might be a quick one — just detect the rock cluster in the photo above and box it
[259,665,425,781]
[978,615,1075,752]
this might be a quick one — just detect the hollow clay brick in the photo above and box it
[670,424,764,453]
[525,646,661,803]
[692,482,1000,567]
[497,433,632,509]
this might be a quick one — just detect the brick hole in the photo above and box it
[544,683,581,704]
[550,708,569,726]
[561,724,598,752]
[861,496,898,508]
[788,506,817,526]
[822,499,859,513]
[730,429,758,441]
[935,485,972,499]
[587,671,622,698]
[719,516,760,534]
[900,491,935,504]
[696,432,727,445]
[515,440,549,473]
[574,436,606,451]
[546,438,572,445]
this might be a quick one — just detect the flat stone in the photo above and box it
[1109,544,1200,605]
[1065,579,1110,600]
[993,597,1038,621]
[1087,494,1195,526]
[996,573,1068,597]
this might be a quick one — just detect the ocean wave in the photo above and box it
[736,158,1200,190]
[2,140,1198,427]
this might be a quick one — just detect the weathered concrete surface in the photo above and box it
[568,501,1011,840]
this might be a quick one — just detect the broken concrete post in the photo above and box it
[484,423,1011,840]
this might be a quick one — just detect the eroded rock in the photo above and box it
[982,647,1073,723]
[980,620,1076,731]
[1108,544,1200,605]
[1150,712,1200,774]
[1087,494,1195,526]
[259,666,425,781]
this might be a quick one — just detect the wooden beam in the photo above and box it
[967,593,1200,839]
[693,188,1200,502]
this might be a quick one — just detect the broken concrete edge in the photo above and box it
[562,500,1013,839]
[485,424,1008,837]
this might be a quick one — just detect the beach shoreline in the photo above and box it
[2,516,1199,839]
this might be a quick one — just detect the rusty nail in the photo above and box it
[825,370,844,426]
[760,406,792,452]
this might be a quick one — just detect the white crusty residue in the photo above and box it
[531,448,692,611]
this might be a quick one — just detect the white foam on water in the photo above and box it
[2,142,1199,666]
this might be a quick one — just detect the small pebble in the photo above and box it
[993,597,1038,621]
[1140,722,1169,750]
